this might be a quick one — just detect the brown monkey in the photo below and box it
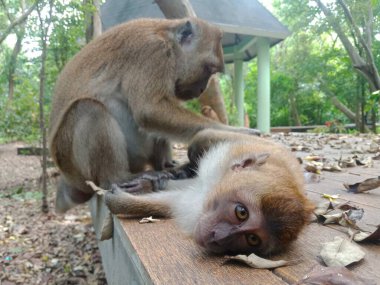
[199,74,228,124]
[201,105,221,122]
[49,17,258,213]
[105,129,314,255]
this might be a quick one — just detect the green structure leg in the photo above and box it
[257,38,270,133]
[234,58,244,127]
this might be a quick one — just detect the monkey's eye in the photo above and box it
[235,204,249,221]
[246,234,261,246]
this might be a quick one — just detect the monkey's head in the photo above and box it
[193,150,314,256]
[170,18,224,100]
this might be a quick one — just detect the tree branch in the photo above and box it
[314,0,380,90]
[155,0,196,18]
[0,0,38,45]
[336,0,374,70]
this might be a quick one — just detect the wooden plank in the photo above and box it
[273,223,380,283]
[89,133,380,284]
[118,218,287,285]
[305,176,380,208]
[90,196,154,285]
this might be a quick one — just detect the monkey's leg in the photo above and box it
[56,176,93,213]
[105,184,176,217]
[151,138,178,170]
[52,98,131,212]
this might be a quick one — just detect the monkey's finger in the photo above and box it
[115,180,153,194]
[164,160,179,169]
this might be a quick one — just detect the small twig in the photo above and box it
[86,181,108,195]
[139,216,160,224]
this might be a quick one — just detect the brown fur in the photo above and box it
[49,17,259,213]
[105,129,314,255]
[199,75,228,124]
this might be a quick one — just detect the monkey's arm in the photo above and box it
[133,96,258,142]
[105,181,190,217]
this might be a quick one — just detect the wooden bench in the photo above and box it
[90,134,380,284]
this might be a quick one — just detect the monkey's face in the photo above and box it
[193,190,275,256]
[173,19,224,101]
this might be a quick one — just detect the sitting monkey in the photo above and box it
[49,17,258,213]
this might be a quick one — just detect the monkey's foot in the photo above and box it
[117,171,174,193]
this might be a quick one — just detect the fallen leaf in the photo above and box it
[368,142,379,153]
[100,211,113,241]
[304,172,321,184]
[320,236,365,267]
[225,253,295,269]
[346,208,364,222]
[139,216,160,224]
[343,177,380,193]
[372,152,380,160]
[350,226,380,243]
[322,163,342,172]
[314,200,337,215]
[321,193,339,202]
[296,265,376,285]
[339,157,356,168]
[304,155,323,161]
[354,156,374,168]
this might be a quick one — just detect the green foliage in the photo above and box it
[0,0,90,142]
[0,186,43,201]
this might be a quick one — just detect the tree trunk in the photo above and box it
[0,0,38,45]
[37,1,53,213]
[84,0,102,43]
[8,30,25,101]
[155,0,196,18]
[289,93,301,126]
[314,0,380,92]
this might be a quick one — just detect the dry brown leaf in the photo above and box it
[372,152,380,160]
[314,200,337,216]
[100,211,113,241]
[305,161,323,174]
[225,253,295,269]
[339,157,356,168]
[343,177,380,193]
[322,163,342,172]
[350,226,380,243]
[320,236,365,267]
[304,172,321,184]
[354,156,374,168]
[368,142,380,153]
[304,155,323,161]
[296,265,376,285]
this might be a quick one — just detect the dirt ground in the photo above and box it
[0,142,107,285]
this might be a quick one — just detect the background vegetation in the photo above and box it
[0,0,379,144]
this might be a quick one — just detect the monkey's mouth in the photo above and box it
[175,78,210,101]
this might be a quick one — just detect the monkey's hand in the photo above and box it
[117,171,174,194]
[227,126,261,136]
[167,162,197,179]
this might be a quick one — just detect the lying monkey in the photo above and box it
[104,129,315,255]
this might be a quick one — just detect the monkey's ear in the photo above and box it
[176,20,193,45]
[231,152,270,171]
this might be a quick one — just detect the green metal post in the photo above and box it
[234,58,245,127]
[257,37,270,133]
